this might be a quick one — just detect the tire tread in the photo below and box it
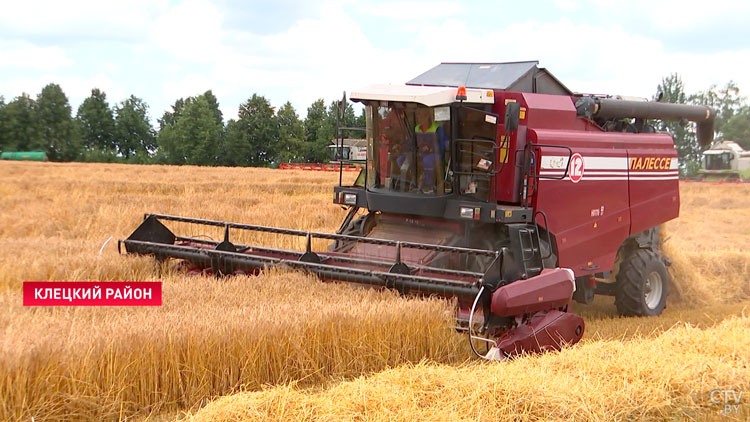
[615,249,668,316]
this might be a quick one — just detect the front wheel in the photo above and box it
[615,249,669,316]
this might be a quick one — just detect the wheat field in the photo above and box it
[0,161,748,421]
[190,316,750,422]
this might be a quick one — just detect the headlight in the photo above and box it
[460,207,474,219]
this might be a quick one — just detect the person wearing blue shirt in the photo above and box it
[414,108,448,194]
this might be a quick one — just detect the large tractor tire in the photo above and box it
[614,249,669,316]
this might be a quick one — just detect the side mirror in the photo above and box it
[504,102,520,132]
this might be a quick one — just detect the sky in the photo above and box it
[1,0,749,124]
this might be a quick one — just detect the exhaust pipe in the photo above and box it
[577,97,716,146]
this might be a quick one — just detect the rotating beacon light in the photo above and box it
[456,86,467,101]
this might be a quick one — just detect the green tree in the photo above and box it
[0,94,43,152]
[690,81,750,150]
[114,95,156,159]
[328,99,359,139]
[222,119,244,166]
[0,95,6,150]
[276,101,304,163]
[355,107,366,131]
[223,94,278,167]
[689,81,745,137]
[303,98,330,162]
[37,83,79,161]
[156,97,186,164]
[299,99,365,163]
[721,106,750,150]
[76,88,116,156]
[654,74,699,174]
[158,98,185,131]
[158,95,224,165]
[157,90,224,164]
[202,90,223,127]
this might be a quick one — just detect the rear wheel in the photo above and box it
[615,249,668,316]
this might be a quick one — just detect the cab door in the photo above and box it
[455,106,499,202]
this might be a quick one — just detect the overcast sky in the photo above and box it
[1,0,749,123]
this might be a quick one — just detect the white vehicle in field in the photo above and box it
[329,138,367,162]
[699,140,750,182]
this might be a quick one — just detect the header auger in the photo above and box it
[122,61,714,359]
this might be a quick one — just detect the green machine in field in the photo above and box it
[0,151,48,161]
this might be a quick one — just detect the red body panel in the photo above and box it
[626,142,680,234]
[489,92,679,277]
[495,310,584,356]
[492,92,601,203]
[491,268,575,316]
[532,131,678,276]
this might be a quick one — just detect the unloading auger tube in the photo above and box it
[575,96,716,145]
[120,213,585,360]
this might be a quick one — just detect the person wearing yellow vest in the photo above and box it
[414,108,448,193]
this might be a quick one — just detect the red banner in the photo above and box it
[23,282,162,306]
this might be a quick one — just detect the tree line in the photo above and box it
[654,74,749,175]
[0,76,747,173]
[0,84,364,166]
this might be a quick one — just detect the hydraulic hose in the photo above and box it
[467,285,500,360]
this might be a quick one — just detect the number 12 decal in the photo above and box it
[569,153,584,183]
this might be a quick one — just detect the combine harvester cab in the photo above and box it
[122,61,714,359]
[698,140,750,182]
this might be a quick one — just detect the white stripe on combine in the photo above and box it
[540,155,628,170]
[539,156,568,170]
[540,175,678,181]
[630,176,679,180]
[575,177,629,181]
[585,168,629,172]
[542,176,628,181]
[541,156,682,172]
[541,167,629,170]
[585,156,629,170]
[629,171,679,176]
[540,171,627,176]
[540,170,678,176]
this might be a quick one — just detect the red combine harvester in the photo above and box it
[121,62,715,359]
